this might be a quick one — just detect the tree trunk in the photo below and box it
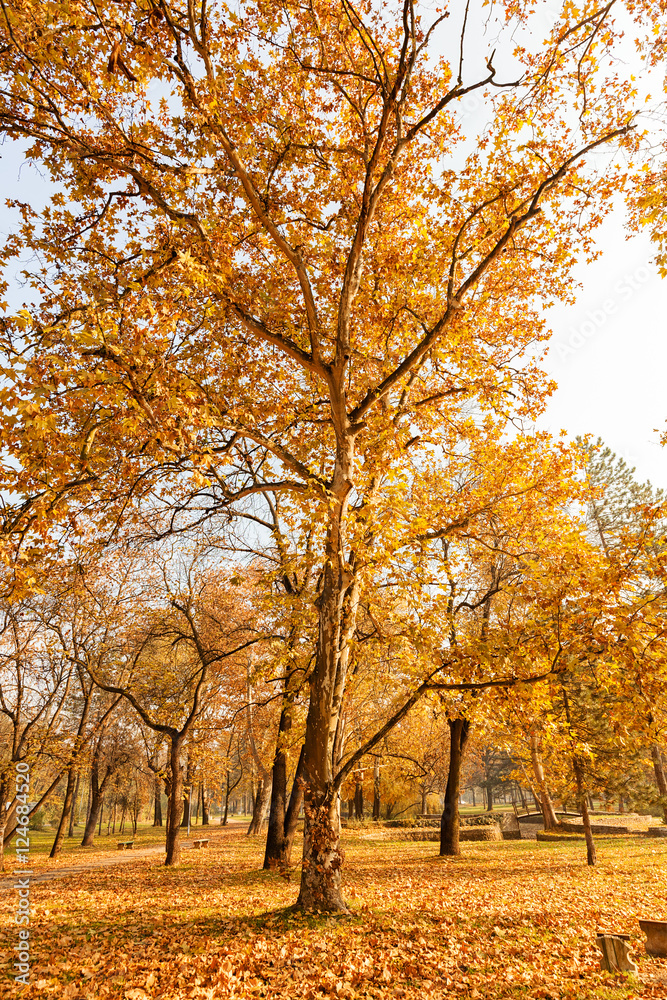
[51,684,93,858]
[264,739,289,863]
[201,782,209,826]
[50,767,77,858]
[372,757,381,821]
[181,789,190,827]
[573,755,596,865]
[132,793,139,836]
[165,737,184,865]
[354,775,364,820]
[298,789,345,912]
[282,748,306,863]
[651,744,667,824]
[562,686,596,865]
[247,776,271,835]
[440,718,470,857]
[0,777,8,872]
[264,742,305,870]
[153,773,163,826]
[68,769,81,838]
[530,731,559,830]
[297,463,358,913]
[82,770,111,846]
[264,664,304,868]
[485,784,494,812]
[223,772,230,825]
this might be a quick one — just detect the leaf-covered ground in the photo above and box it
[2,824,667,999]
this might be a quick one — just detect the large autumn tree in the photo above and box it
[0,0,657,908]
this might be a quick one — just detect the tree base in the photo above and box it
[296,892,350,915]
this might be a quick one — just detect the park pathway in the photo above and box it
[0,823,245,893]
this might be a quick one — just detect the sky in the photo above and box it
[536,215,667,490]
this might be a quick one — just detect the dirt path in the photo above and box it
[0,825,245,892]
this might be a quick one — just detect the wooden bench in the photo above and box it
[117,841,134,850]
[192,839,209,849]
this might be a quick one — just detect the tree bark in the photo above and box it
[283,748,306,859]
[264,742,305,870]
[573,755,596,865]
[81,763,113,847]
[651,745,667,824]
[264,662,305,868]
[181,788,190,827]
[529,731,559,830]
[223,772,230,825]
[165,737,184,865]
[51,676,94,858]
[297,464,356,913]
[265,741,289,859]
[67,769,81,838]
[562,686,595,865]
[440,718,470,856]
[354,774,364,820]
[50,768,77,858]
[372,757,381,821]
[0,776,8,872]
[298,789,345,912]
[201,782,209,826]
[153,772,163,826]
[132,785,140,836]
[247,776,272,834]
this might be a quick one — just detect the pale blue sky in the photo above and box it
[536,215,666,489]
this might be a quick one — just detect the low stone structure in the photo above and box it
[391,825,502,842]
[499,813,521,840]
[560,820,633,836]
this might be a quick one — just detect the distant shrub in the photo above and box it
[29,809,46,831]
[460,814,499,827]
